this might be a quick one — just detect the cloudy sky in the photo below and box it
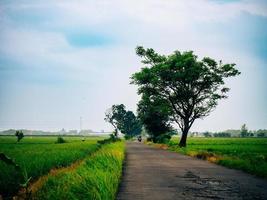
[0,0,266,132]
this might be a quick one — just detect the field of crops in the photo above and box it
[0,136,124,199]
[34,141,125,200]
[168,137,267,178]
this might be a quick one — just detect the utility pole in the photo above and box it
[80,116,82,135]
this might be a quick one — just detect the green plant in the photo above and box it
[15,130,24,142]
[0,136,101,198]
[56,136,66,144]
[132,46,240,147]
[34,142,125,200]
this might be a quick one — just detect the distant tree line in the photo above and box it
[201,124,267,138]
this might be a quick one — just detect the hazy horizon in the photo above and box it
[0,0,267,132]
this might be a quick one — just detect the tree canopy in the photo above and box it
[132,46,240,147]
[104,104,142,138]
[137,92,173,142]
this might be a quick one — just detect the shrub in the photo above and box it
[15,131,24,142]
[97,134,121,145]
[56,136,66,144]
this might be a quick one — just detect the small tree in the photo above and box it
[104,104,142,138]
[15,130,24,142]
[240,124,249,137]
[132,46,240,147]
[104,104,126,137]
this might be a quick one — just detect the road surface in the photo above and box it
[117,142,267,200]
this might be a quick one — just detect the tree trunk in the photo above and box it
[179,128,189,147]
[114,128,118,138]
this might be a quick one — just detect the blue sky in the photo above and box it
[0,0,266,132]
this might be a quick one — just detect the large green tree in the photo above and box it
[132,46,240,147]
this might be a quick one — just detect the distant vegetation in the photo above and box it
[200,125,267,138]
[0,129,111,136]
[15,130,24,142]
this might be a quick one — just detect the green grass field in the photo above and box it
[34,141,125,200]
[168,137,267,178]
[0,136,106,198]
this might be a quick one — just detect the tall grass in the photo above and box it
[34,141,125,200]
[0,136,104,198]
[168,137,267,177]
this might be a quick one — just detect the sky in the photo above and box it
[0,0,266,132]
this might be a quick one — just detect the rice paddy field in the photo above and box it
[0,136,125,200]
[168,137,267,178]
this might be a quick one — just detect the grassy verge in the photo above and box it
[33,141,125,200]
[0,136,105,198]
[149,137,267,178]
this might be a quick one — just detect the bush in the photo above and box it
[155,133,171,144]
[15,131,24,142]
[56,136,66,144]
[213,132,231,137]
[97,134,121,145]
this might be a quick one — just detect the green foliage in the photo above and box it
[15,130,24,142]
[105,104,142,138]
[0,136,102,198]
[56,136,66,144]
[34,142,125,200]
[155,133,172,144]
[97,134,121,145]
[132,46,240,147]
[257,130,267,137]
[213,132,231,137]
[240,124,249,137]
[168,137,267,177]
[137,93,173,142]
[104,104,126,137]
[203,131,212,137]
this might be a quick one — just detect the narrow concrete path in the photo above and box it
[117,142,267,200]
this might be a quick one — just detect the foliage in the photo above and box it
[0,136,102,198]
[203,131,212,137]
[137,93,173,142]
[132,46,240,147]
[257,130,266,137]
[34,142,125,200]
[155,133,173,144]
[55,136,66,144]
[168,137,267,177]
[97,134,121,145]
[240,124,249,137]
[105,104,142,138]
[213,132,231,137]
[104,104,126,137]
[15,130,24,142]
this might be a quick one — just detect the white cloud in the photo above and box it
[0,0,266,131]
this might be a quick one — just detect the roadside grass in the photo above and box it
[0,136,105,198]
[34,141,125,200]
[159,137,267,178]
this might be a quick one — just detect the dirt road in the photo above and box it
[117,142,267,200]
